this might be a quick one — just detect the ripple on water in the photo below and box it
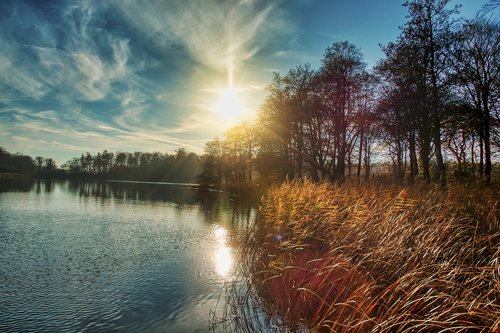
[0,183,251,332]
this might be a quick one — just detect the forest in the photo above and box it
[0,147,200,184]
[199,2,499,187]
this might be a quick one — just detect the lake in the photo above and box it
[0,179,257,332]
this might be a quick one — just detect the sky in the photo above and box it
[0,0,492,165]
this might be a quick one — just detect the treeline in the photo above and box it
[200,0,499,186]
[62,148,200,182]
[0,147,35,174]
[0,147,61,178]
[0,147,201,183]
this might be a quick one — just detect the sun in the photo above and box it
[213,87,245,124]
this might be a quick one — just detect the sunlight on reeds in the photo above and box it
[211,181,499,332]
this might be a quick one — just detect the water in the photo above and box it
[0,179,257,332]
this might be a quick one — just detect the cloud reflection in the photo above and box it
[213,226,232,278]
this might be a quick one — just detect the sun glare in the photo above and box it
[213,226,232,277]
[214,87,245,124]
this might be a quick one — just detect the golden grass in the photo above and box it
[213,180,499,332]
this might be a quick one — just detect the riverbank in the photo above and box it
[233,181,499,332]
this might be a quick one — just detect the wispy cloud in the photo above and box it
[0,0,296,163]
[114,0,291,73]
[273,50,317,62]
[0,53,50,99]
[0,1,138,103]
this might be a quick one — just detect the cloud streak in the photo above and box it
[114,0,291,77]
[0,0,295,163]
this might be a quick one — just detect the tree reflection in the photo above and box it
[0,177,35,193]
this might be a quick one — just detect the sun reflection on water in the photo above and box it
[214,226,232,277]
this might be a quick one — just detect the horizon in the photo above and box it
[0,0,493,165]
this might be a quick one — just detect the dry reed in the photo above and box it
[211,180,499,332]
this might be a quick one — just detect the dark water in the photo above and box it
[0,179,257,332]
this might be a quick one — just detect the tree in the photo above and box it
[256,72,293,181]
[114,152,127,172]
[318,41,367,183]
[353,73,377,182]
[397,0,459,187]
[197,154,219,186]
[43,158,57,178]
[35,156,44,176]
[377,40,426,183]
[204,138,225,184]
[449,18,499,183]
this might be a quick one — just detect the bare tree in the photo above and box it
[449,18,499,183]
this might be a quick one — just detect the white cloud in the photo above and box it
[0,53,50,99]
[114,0,292,73]
[0,0,297,162]
[0,0,138,103]
[273,50,316,62]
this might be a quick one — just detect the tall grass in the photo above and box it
[212,181,499,332]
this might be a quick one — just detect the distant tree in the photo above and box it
[43,158,57,178]
[62,157,81,176]
[204,138,225,184]
[126,152,138,169]
[197,154,219,185]
[140,152,152,169]
[35,156,44,176]
[0,147,8,172]
[83,153,92,174]
[101,150,114,174]
[13,154,35,175]
[114,152,127,172]
[241,123,258,182]
[175,148,187,160]
[63,149,200,182]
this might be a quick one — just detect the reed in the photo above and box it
[212,180,499,332]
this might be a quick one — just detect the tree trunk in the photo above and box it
[364,141,371,182]
[429,40,446,188]
[421,140,431,181]
[357,130,364,183]
[409,131,418,184]
[479,135,484,178]
[482,91,492,184]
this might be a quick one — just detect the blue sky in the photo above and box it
[0,0,491,165]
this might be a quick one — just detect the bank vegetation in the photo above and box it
[216,180,499,332]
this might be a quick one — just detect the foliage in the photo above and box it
[62,149,200,183]
[0,147,36,175]
[0,146,202,183]
[201,124,258,186]
[0,147,61,178]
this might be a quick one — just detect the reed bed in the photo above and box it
[211,180,499,332]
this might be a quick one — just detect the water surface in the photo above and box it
[0,179,256,332]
